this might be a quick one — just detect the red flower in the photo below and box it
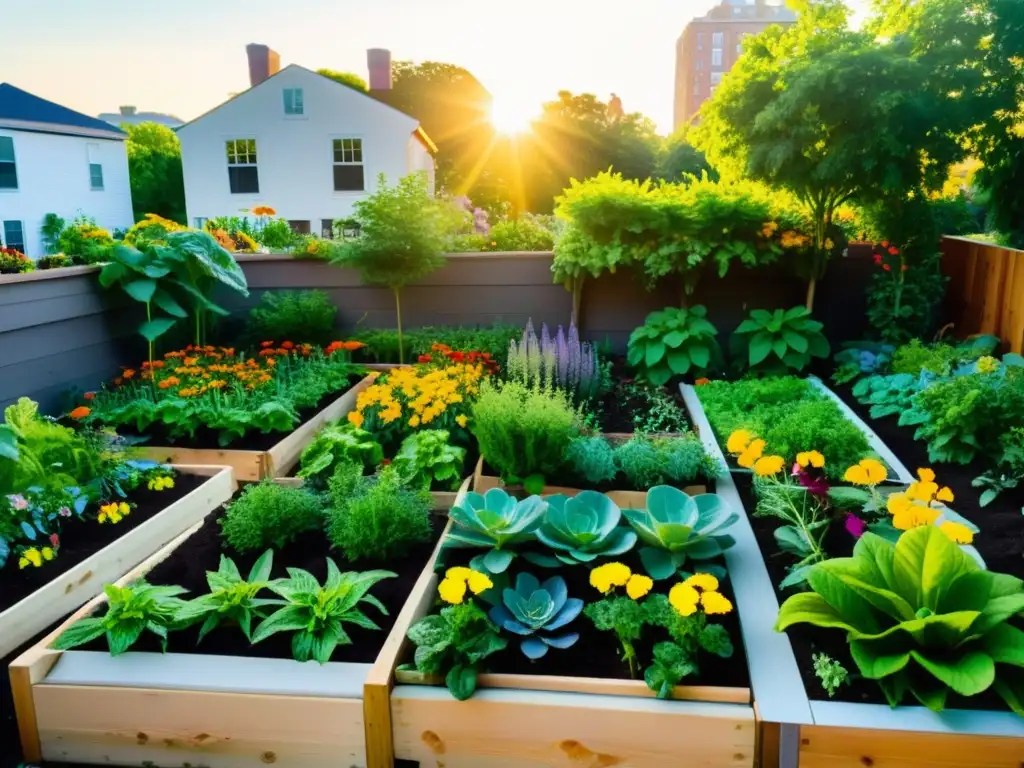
[881,240,889,248]
[450,351,465,363]
[418,354,432,363]
[260,341,274,348]
[83,392,96,401]
[902,265,909,272]
[381,458,392,466]
[873,254,883,265]
[883,264,891,272]
[49,533,60,548]
[281,341,295,350]
[888,246,899,256]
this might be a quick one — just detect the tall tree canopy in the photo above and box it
[124,122,186,224]
[316,69,368,92]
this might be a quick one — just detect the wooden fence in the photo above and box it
[941,236,1024,353]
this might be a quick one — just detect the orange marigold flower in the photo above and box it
[695,378,711,386]
[70,406,90,420]
[208,380,227,389]
[261,341,275,348]
[113,377,123,387]
[83,392,96,401]
[266,358,276,367]
[281,341,295,350]
[122,369,136,379]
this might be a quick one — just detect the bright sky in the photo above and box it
[1,0,870,135]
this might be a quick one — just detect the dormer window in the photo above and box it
[284,88,304,116]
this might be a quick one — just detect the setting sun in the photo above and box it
[490,93,536,135]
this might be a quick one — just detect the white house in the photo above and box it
[0,84,135,258]
[177,47,437,238]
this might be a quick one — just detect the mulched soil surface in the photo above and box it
[0,473,208,614]
[77,499,443,663]
[425,545,750,690]
[830,381,1024,580]
[118,374,363,451]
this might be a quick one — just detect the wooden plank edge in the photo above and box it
[680,384,814,727]
[808,699,1024,739]
[136,445,267,482]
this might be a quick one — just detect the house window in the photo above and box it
[193,217,209,230]
[3,220,25,253]
[0,136,17,189]
[226,138,259,194]
[321,219,335,238]
[289,220,311,235]
[284,88,304,116]
[712,32,724,47]
[695,59,704,71]
[711,72,724,85]
[88,143,104,190]
[696,32,704,51]
[711,48,723,67]
[332,138,365,192]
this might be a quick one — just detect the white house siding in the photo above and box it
[0,130,133,258]
[178,66,434,231]
[408,137,436,195]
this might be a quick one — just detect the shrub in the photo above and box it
[566,436,618,485]
[489,216,555,251]
[891,339,960,376]
[0,247,33,274]
[627,307,720,385]
[730,307,830,374]
[613,435,717,489]
[122,213,187,249]
[57,215,116,263]
[326,465,432,562]
[36,253,73,270]
[762,401,872,479]
[393,429,466,490]
[219,481,323,552]
[244,290,338,346]
[257,218,299,250]
[470,380,580,493]
[298,423,383,488]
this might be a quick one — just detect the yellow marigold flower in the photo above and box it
[119,502,130,516]
[467,571,494,594]
[700,591,733,615]
[669,583,700,616]
[939,521,974,545]
[977,356,1000,374]
[456,414,468,428]
[445,566,474,582]
[348,411,365,428]
[41,546,55,561]
[684,573,720,592]
[844,458,887,486]
[892,504,940,531]
[887,492,913,516]
[936,486,955,504]
[726,429,754,455]
[18,548,43,569]
[626,574,653,600]
[917,468,935,483]
[438,577,467,605]
[754,455,786,477]
[590,562,632,594]
[796,450,825,469]
[409,415,421,428]
[737,439,766,468]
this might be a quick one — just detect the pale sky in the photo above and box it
[1,0,869,134]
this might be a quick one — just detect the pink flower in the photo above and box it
[49,533,60,549]
[8,494,28,511]
[58,506,72,517]
[845,513,867,539]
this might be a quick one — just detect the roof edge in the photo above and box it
[0,118,127,141]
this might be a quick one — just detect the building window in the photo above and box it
[193,217,209,230]
[712,32,724,47]
[289,220,311,235]
[693,78,701,96]
[711,72,723,85]
[332,138,365,192]
[321,219,335,238]
[87,143,104,190]
[0,136,17,189]
[696,32,704,51]
[226,138,259,194]
[711,48,723,67]
[284,88,304,116]
[3,220,25,253]
[695,59,704,71]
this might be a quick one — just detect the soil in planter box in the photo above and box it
[593,365,693,435]
[830,381,1024,580]
[434,545,750,690]
[120,373,364,451]
[0,473,208,614]
[77,500,444,664]
[735,471,1012,712]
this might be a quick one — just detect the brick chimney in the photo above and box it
[246,44,281,88]
[367,48,392,91]
[119,106,137,116]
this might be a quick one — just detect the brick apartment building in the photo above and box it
[673,0,797,131]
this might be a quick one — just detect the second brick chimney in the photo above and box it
[246,44,281,88]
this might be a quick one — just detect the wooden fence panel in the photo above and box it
[941,236,1024,353]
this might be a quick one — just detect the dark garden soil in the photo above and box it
[735,471,1010,712]
[0,473,207,614]
[830,381,1024,580]
[121,373,364,451]
[430,545,750,690]
[77,501,444,664]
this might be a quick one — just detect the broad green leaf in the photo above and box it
[981,623,1024,667]
[748,331,774,366]
[139,318,176,342]
[688,343,710,369]
[152,287,188,318]
[911,649,995,697]
[782,329,809,353]
[849,640,910,679]
[52,617,107,650]
[667,347,693,375]
[123,279,157,303]
[775,592,856,633]
[446,663,478,701]
[645,341,666,367]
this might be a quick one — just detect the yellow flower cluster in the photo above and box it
[349,364,484,432]
[780,230,811,249]
[438,566,494,604]
[98,502,131,525]
[589,562,653,599]
[668,573,733,616]
[725,430,786,477]
[796,450,825,469]
[147,476,175,491]
[844,458,887,486]
[18,546,55,569]
[977,356,1000,374]
[886,468,970,543]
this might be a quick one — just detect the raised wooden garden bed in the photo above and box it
[0,465,235,660]
[682,381,1024,768]
[10,477,470,768]
[135,373,377,482]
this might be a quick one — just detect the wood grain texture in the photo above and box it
[391,686,756,768]
[0,466,235,658]
[33,685,366,768]
[798,724,1024,768]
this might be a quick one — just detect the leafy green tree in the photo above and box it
[658,130,717,183]
[124,123,186,224]
[694,2,964,308]
[316,69,368,92]
[334,173,461,362]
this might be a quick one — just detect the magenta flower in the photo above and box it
[8,494,28,511]
[845,513,867,539]
[58,506,72,517]
[794,468,830,497]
